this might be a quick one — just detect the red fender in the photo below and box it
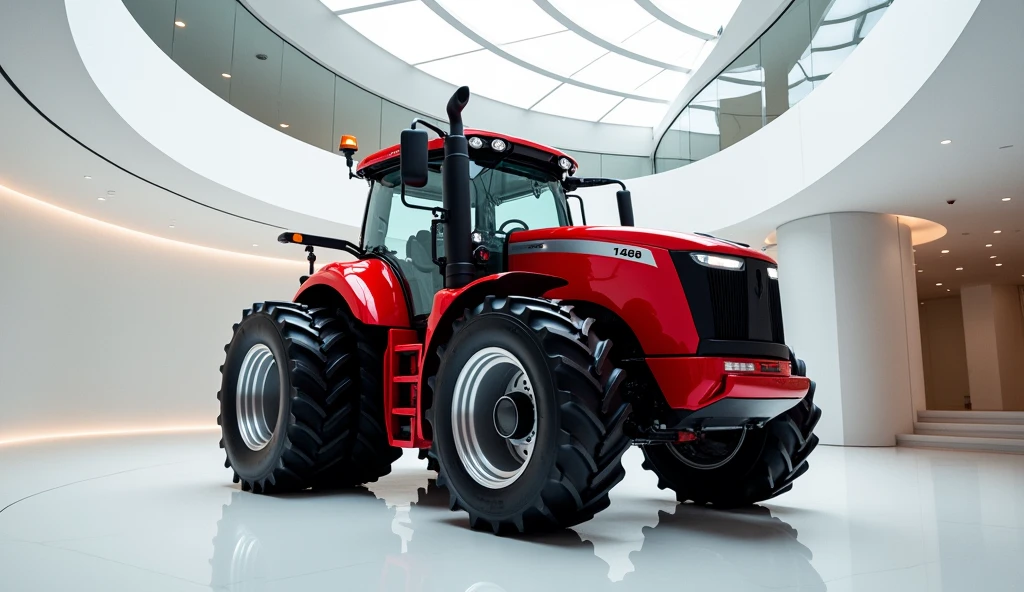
[294,259,411,327]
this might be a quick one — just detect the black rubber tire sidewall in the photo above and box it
[220,313,292,482]
[433,311,559,522]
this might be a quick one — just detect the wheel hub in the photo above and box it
[493,391,534,440]
[451,347,538,489]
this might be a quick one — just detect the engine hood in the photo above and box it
[509,226,775,263]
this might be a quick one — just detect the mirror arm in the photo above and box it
[410,118,447,138]
[400,182,441,214]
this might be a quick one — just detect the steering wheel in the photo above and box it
[498,219,530,235]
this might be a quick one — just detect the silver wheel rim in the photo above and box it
[669,429,746,470]
[236,344,279,451]
[451,347,538,489]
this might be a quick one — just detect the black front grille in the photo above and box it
[708,268,748,339]
[672,251,786,349]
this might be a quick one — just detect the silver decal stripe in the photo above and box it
[508,239,658,267]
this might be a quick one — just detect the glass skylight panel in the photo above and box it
[651,0,741,37]
[634,70,690,101]
[811,45,857,78]
[859,9,885,38]
[436,0,564,45]
[572,53,662,95]
[824,0,885,21]
[600,99,668,127]
[688,106,720,134]
[620,21,706,67]
[502,31,606,77]
[812,20,857,49]
[342,2,479,64]
[532,84,623,121]
[319,0,391,12]
[549,0,653,44]
[417,51,560,108]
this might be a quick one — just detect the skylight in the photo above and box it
[325,0,742,126]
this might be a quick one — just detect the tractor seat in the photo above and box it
[405,231,442,312]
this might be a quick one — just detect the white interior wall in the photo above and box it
[919,297,971,411]
[960,285,1005,410]
[0,185,304,443]
[992,285,1024,411]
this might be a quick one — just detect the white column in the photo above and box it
[960,285,1024,410]
[777,212,918,446]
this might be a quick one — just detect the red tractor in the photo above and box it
[218,87,819,534]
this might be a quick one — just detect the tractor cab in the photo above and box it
[355,130,576,315]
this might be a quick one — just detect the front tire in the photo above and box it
[429,296,631,534]
[641,380,821,507]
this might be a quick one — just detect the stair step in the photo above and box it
[897,433,1024,454]
[916,410,1024,425]
[914,422,1024,439]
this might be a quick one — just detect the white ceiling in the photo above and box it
[322,0,742,126]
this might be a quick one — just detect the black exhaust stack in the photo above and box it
[441,86,474,289]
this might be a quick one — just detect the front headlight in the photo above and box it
[691,252,745,271]
[767,266,778,280]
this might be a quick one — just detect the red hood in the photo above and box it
[509,226,775,263]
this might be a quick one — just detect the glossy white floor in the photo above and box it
[1,433,1022,591]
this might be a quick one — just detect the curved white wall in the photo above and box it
[66,0,369,231]
[0,185,303,444]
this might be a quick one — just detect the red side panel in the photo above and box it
[648,357,807,410]
[294,259,411,327]
[508,234,700,355]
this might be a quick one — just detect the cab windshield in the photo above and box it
[362,161,569,315]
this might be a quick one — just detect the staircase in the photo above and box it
[897,410,1024,453]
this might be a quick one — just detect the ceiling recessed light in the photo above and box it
[947,289,951,292]
[1002,197,1011,202]
[279,123,290,128]
[936,283,943,286]
[97,197,105,201]
[941,249,950,254]
[174,20,185,28]
[83,175,92,180]
[994,230,1002,234]
[252,244,259,247]
[956,267,963,271]
[169,224,175,229]
[940,139,952,145]
[986,244,993,247]
[917,269,923,273]
[995,263,1003,267]
[221,73,232,78]
[990,255,997,259]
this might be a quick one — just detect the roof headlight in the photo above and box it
[468,136,484,149]
[490,138,508,151]
[691,252,745,271]
[767,267,778,280]
[558,157,572,170]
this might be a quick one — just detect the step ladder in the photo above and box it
[385,329,430,448]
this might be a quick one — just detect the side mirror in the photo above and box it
[400,129,429,188]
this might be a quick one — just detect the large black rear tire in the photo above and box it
[429,296,631,534]
[218,302,399,492]
[641,380,821,507]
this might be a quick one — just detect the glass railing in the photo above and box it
[654,0,892,173]
[121,0,651,178]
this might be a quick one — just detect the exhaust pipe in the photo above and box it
[442,86,474,289]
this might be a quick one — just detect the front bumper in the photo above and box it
[647,356,810,410]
